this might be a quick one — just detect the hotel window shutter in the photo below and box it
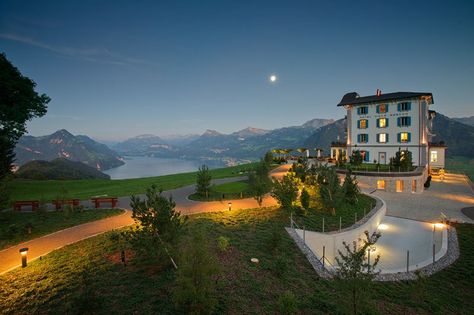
[407,116,411,126]
[407,102,411,110]
[397,117,401,127]
[397,133,401,143]
[408,133,411,142]
[366,134,369,142]
[376,119,379,128]
[357,120,360,128]
[357,107,360,115]
[386,134,389,142]
[366,120,369,128]
[386,118,389,127]
[357,134,360,142]
[366,151,370,162]
[397,103,401,111]
[376,134,380,143]
[376,105,380,114]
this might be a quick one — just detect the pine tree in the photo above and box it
[196,165,212,197]
[335,231,381,315]
[342,171,360,204]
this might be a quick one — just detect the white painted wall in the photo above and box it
[429,147,446,168]
[295,195,386,267]
[347,98,430,166]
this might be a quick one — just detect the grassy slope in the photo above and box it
[3,206,470,314]
[0,209,123,249]
[188,180,252,201]
[9,163,258,201]
[446,156,474,180]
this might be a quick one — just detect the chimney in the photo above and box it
[376,89,382,96]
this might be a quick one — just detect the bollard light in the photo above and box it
[228,202,232,211]
[19,247,28,268]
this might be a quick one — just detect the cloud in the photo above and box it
[0,33,155,66]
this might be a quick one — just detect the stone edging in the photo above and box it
[287,225,459,282]
[285,227,333,279]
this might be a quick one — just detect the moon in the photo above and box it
[269,74,277,83]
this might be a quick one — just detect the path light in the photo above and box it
[228,202,232,211]
[433,223,445,229]
[19,247,28,268]
[378,224,389,230]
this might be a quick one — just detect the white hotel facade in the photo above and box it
[334,91,445,168]
[331,91,446,193]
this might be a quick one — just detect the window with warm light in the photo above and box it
[396,180,404,192]
[377,180,385,190]
[377,104,388,113]
[430,151,438,162]
[358,119,368,129]
[377,133,388,143]
[399,132,410,143]
[378,118,387,128]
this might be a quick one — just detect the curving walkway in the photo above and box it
[0,165,289,274]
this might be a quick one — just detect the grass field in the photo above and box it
[8,163,258,202]
[446,156,474,180]
[0,206,472,314]
[188,180,253,201]
[0,208,123,249]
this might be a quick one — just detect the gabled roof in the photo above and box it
[337,91,434,106]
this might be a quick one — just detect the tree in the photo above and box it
[271,172,300,209]
[249,160,271,207]
[300,188,310,210]
[264,151,274,166]
[0,53,49,206]
[173,228,219,314]
[342,171,360,204]
[129,185,186,264]
[335,231,381,315]
[349,150,363,167]
[390,148,413,171]
[315,165,340,214]
[196,165,212,197]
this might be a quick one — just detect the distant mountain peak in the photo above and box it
[302,118,335,129]
[51,129,74,138]
[202,129,223,137]
[233,127,269,137]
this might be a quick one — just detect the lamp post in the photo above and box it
[228,202,232,211]
[19,247,28,268]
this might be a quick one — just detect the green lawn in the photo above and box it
[8,163,258,202]
[446,156,474,180]
[188,180,252,201]
[0,207,472,314]
[0,208,123,249]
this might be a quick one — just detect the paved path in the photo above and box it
[363,173,474,223]
[0,165,288,274]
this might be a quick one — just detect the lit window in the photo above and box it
[377,180,385,190]
[396,180,404,192]
[359,119,368,129]
[400,132,409,143]
[430,151,438,163]
[378,118,387,128]
[378,104,387,113]
[378,133,387,143]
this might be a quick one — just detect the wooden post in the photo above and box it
[368,249,371,272]
[303,226,305,244]
[290,212,293,228]
[433,243,436,263]
[322,218,325,233]
[339,216,342,231]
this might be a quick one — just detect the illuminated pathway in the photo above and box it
[0,165,288,274]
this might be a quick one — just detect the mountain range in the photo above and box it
[15,129,124,170]
[14,114,474,170]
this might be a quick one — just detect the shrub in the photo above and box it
[300,188,310,210]
[217,236,230,252]
[278,291,298,314]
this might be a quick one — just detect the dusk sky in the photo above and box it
[1,0,473,141]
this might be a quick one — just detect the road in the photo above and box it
[0,165,289,274]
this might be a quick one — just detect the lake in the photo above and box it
[103,156,225,179]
